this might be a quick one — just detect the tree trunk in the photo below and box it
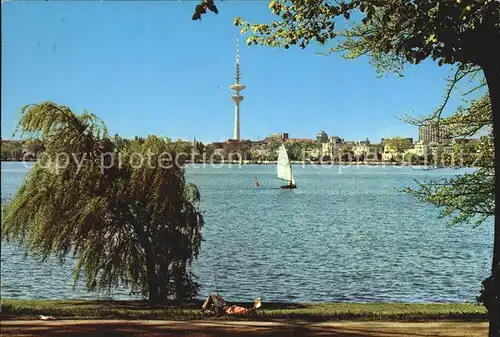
[129,212,159,303]
[159,259,170,303]
[483,60,500,337]
[146,265,159,303]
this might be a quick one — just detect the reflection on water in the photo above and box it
[1,162,493,302]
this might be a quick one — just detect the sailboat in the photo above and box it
[277,144,297,189]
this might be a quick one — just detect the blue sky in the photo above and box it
[2,2,471,144]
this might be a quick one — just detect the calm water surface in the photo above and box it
[1,161,493,302]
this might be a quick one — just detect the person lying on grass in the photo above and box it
[201,293,262,316]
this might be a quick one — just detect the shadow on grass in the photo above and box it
[0,301,487,323]
[59,300,308,310]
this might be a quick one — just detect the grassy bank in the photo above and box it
[0,299,487,322]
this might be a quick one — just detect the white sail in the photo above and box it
[277,144,294,183]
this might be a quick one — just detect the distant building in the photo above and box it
[270,133,289,140]
[427,142,454,155]
[381,152,395,161]
[321,136,343,156]
[250,140,265,147]
[316,130,328,143]
[359,137,371,145]
[404,140,455,158]
[286,138,315,144]
[413,141,427,156]
[403,141,426,157]
[329,136,343,146]
[263,132,289,144]
[226,139,240,146]
[211,142,225,149]
[353,140,379,159]
[419,122,451,143]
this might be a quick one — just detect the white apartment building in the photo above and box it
[321,136,343,157]
[353,141,379,160]
[402,141,454,158]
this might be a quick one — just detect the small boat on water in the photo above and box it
[277,144,297,189]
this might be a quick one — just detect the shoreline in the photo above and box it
[1,299,487,322]
[1,160,477,168]
[1,159,37,163]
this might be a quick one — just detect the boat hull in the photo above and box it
[280,184,297,189]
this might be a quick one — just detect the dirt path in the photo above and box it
[0,320,488,336]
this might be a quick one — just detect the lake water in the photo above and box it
[1,161,493,303]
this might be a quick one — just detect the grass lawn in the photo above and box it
[0,299,487,322]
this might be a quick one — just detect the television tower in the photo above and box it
[229,37,246,141]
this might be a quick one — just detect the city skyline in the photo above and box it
[2,2,478,145]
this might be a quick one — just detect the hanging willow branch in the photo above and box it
[2,102,204,302]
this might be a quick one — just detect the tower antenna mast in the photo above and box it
[229,37,246,141]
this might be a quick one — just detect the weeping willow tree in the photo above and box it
[1,102,204,302]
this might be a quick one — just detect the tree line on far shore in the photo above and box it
[1,135,482,167]
[1,139,44,161]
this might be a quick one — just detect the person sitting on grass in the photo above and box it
[201,293,261,316]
